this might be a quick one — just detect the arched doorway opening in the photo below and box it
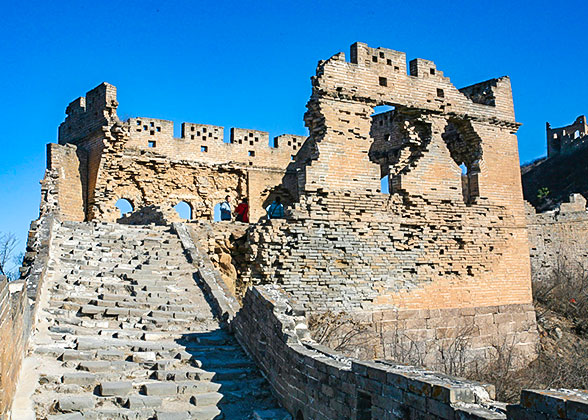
[174,201,192,220]
[115,198,133,218]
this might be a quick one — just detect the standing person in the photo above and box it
[219,195,232,221]
[235,198,249,223]
[266,196,284,219]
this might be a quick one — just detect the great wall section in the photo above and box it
[1,42,588,419]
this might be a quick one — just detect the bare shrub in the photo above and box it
[308,311,376,358]
[0,232,21,280]
[436,326,477,377]
[533,259,588,335]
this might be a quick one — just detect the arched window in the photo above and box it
[174,201,192,220]
[115,199,133,217]
[574,130,581,139]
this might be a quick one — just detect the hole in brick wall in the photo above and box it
[191,126,195,132]
[386,59,392,65]
[115,199,133,217]
[249,141,254,146]
[291,155,295,161]
[136,120,141,125]
[357,391,372,420]
[575,130,581,139]
[379,77,387,87]
[143,125,148,130]
[249,133,253,137]
[201,146,208,152]
[380,175,390,194]
[394,65,400,71]
[203,127,207,133]
[213,203,222,222]
[191,135,195,140]
[437,88,444,98]
[136,129,141,132]
[156,127,161,132]
[174,201,192,220]
[296,410,304,420]
[148,141,156,148]
[430,68,436,75]
[372,56,377,62]
[150,130,155,135]
[379,52,384,58]
[248,150,255,157]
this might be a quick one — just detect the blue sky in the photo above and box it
[1,0,586,258]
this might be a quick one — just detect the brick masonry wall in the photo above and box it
[0,277,30,419]
[124,117,305,169]
[45,82,304,223]
[228,284,585,420]
[526,194,588,279]
[0,215,57,418]
[46,143,87,222]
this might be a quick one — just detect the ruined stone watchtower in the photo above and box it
[39,42,538,364]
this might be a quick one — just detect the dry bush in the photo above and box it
[533,259,588,336]
[308,311,375,358]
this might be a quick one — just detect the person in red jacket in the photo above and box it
[234,198,249,223]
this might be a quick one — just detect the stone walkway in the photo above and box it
[13,222,288,420]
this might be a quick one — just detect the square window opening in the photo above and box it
[437,88,445,98]
[379,77,388,87]
[201,145,208,152]
[148,141,156,148]
[372,56,377,63]
[386,59,392,65]
[430,68,436,75]
[248,150,255,157]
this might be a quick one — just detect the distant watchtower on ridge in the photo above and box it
[546,115,588,157]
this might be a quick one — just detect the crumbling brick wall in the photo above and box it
[45,83,304,223]
[43,143,87,221]
[241,42,536,361]
[526,193,588,278]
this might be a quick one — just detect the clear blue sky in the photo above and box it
[1,0,586,257]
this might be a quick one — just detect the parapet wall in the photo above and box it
[526,193,588,278]
[0,214,57,419]
[0,277,30,420]
[125,117,304,169]
[208,278,586,420]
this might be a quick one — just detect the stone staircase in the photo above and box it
[19,221,289,420]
